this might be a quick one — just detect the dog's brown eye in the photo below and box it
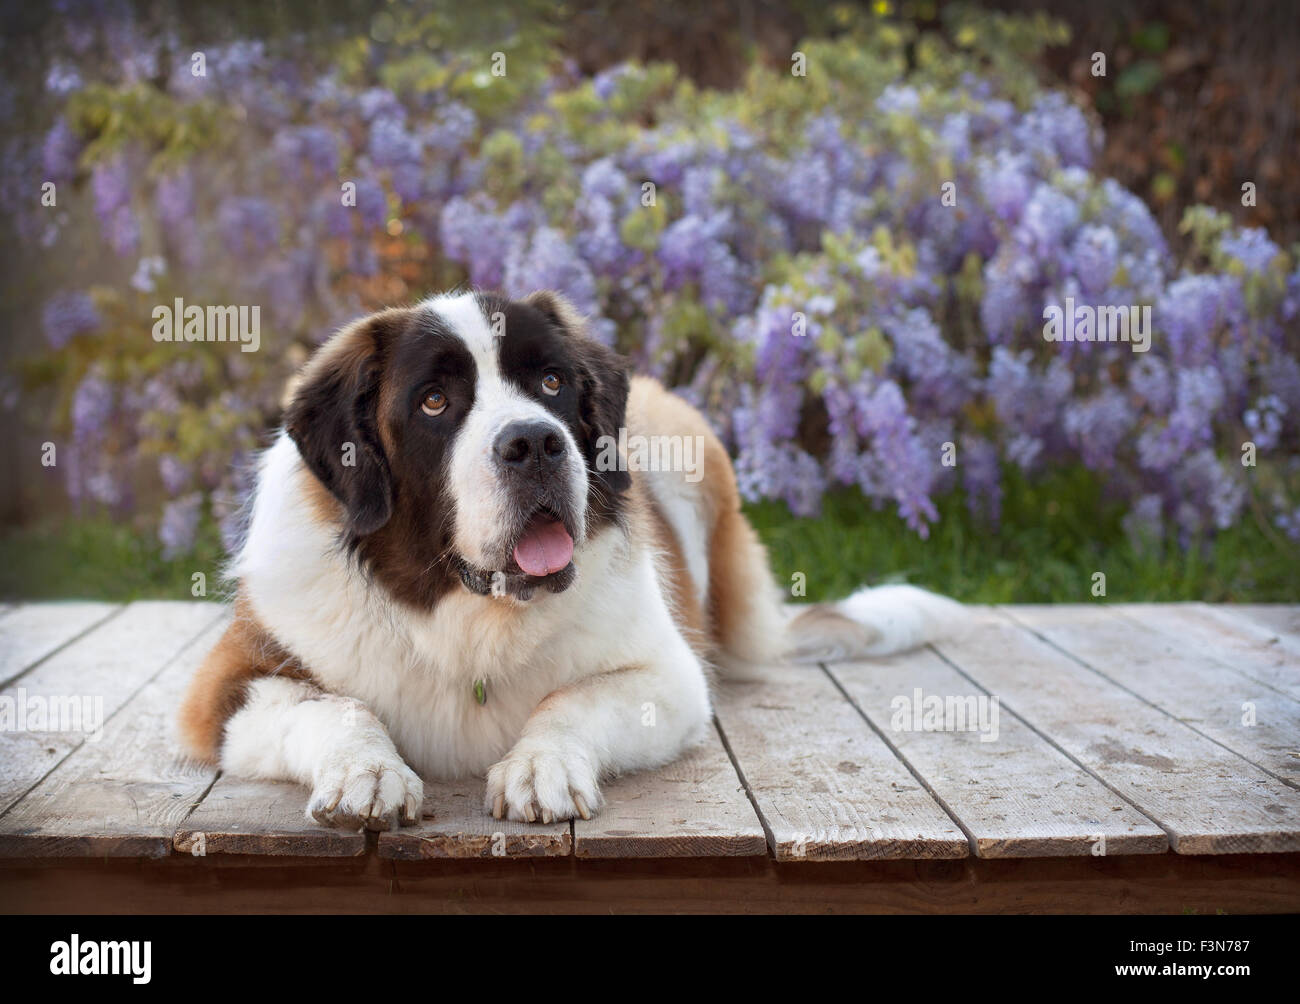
[541,372,562,396]
[421,391,448,417]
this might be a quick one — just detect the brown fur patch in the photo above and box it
[300,463,343,527]
[634,478,708,649]
[176,593,314,763]
[626,375,787,667]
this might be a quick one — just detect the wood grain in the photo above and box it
[1006,604,1300,786]
[934,609,1300,854]
[2,601,1298,866]
[378,779,571,859]
[0,602,121,688]
[0,615,230,857]
[0,601,223,815]
[1116,602,1300,702]
[174,778,367,857]
[1205,604,1300,661]
[1211,603,1300,642]
[572,723,767,858]
[713,667,968,861]
[827,646,1168,857]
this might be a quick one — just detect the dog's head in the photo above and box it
[285,290,630,608]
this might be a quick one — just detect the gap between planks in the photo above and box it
[820,650,1167,858]
[0,614,230,857]
[0,602,125,690]
[4,601,1297,863]
[1001,605,1300,791]
[933,608,1300,855]
[0,602,226,821]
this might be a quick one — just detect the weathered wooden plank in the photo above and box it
[1205,605,1300,660]
[0,602,121,687]
[0,601,222,815]
[378,780,570,859]
[573,723,767,858]
[934,609,1300,854]
[1116,603,1300,703]
[712,668,968,861]
[173,778,368,857]
[1008,604,1300,787]
[1211,603,1300,642]
[827,647,1168,858]
[0,615,231,857]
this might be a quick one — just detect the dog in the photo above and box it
[176,289,961,828]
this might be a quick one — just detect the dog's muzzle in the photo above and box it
[458,560,577,601]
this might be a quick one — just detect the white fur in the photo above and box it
[223,676,423,828]
[641,470,710,606]
[426,293,589,569]
[835,584,967,656]
[221,293,961,828]
[225,292,713,824]
[229,437,711,821]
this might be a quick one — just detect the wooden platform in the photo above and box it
[1,601,1298,913]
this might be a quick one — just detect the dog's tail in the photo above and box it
[782,585,965,664]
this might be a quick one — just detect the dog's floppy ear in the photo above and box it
[525,291,632,493]
[284,315,394,537]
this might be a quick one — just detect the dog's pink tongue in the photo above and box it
[512,518,574,577]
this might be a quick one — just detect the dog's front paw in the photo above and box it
[308,753,423,832]
[485,734,601,824]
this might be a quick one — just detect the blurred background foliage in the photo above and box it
[0,0,1296,602]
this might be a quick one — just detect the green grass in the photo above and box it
[1,466,1296,603]
[0,516,228,603]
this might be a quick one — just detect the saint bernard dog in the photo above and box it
[177,289,961,828]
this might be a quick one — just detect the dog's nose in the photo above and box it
[494,420,566,471]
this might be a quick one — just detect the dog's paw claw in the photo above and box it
[307,757,423,832]
[484,738,601,824]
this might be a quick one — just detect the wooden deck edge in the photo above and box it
[2,852,1298,914]
[27,829,1300,860]
[0,834,173,859]
[974,832,1171,858]
[1170,832,1300,855]
[573,833,769,859]
[173,827,368,858]
[771,835,971,862]
[378,830,573,860]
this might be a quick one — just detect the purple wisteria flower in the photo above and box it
[440,196,513,288]
[20,17,1300,547]
[852,380,939,536]
[42,292,101,349]
[504,227,601,320]
[658,213,750,313]
[1220,227,1281,274]
[91,152,140,255]
[218,196,280,257]
[978,151,1033,223]
[42,119,81,181]
[1071,225,1119,295]
[159,493,202,558]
